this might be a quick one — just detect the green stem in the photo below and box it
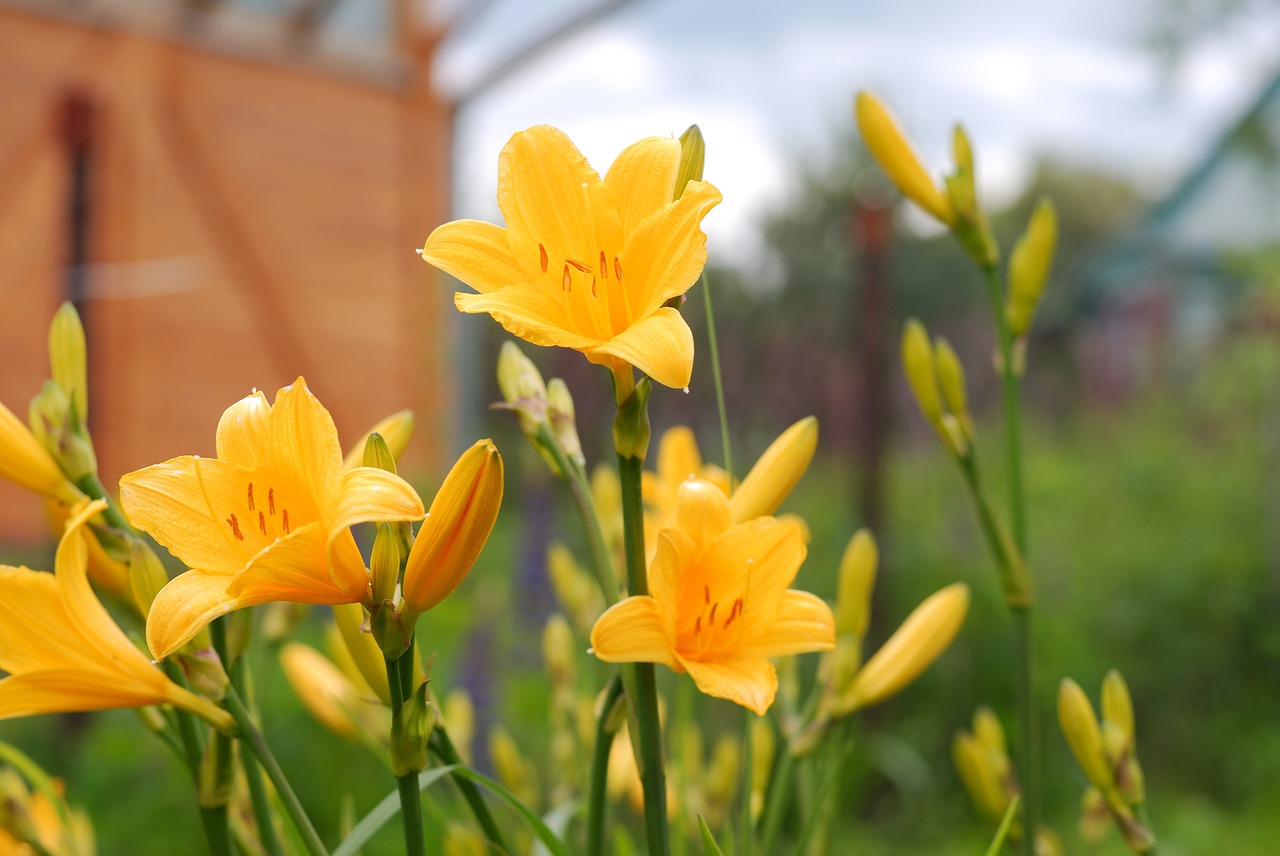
[982,263,1038,856]
[385,653,425,856]
[741,709,754,856]
[163,660,206,772]
[430,725,511,853]
[758,746,795,854]
[231,659,285,856]
[538,424,620,604]
[587,675,625,856]
[198,806,235,856]
[700,270,734,481]
[74,472,136,535]
[223,686,328,856]
[617,452,670,856]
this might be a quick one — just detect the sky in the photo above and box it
[431,0,1280,269]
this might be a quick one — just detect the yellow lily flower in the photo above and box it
[590,479,834,715]
[120,378,425,660]
[421,125,722,392]
[0,500,232,730]
[0,400,82,504]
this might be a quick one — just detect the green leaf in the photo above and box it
[985,795,1021,856]
[448,767,573,856]
[698,815,727,855]
[332,765,457,856]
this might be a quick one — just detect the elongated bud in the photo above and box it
[496,341,549,437]
[401,440,504,616]
[391,680,436,777]
[543,613,577,695]
[855,92,955,225]
[612,376,652,460]
[750,716,775,821]
[1058,678,1111,791]
[945,125,1000,266]
[902,319,942,423]
[129,538,171,617]
[332,602,391,706]
[972,705,1006,756]
[952,730,1008,822]
[933,338,972,437]
[344,410,415,470]
[1101,669,1134,751]
[49,302,88,422]
[178,648,229,701]
[834,529,877,640]
[29,380,96,482]
[443,689,475,764]
[1006,198,1058,339]
[489,726,538,806]
[363,432,398,475]
[837,582,969,713]
[281,642,360,739]
[676,124,706,200]
[729,416,818,523]
[547,378,585,469]
[370,523,403,606]
[546,541,603,633]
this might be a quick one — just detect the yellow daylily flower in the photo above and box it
[0,500,232,730]
[421,124,722,392]
[590,479,834,716]
[0,400,82,504]
[120,378,425,660]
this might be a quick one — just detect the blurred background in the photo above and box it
[1,0,1279,852]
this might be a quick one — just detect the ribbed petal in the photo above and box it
[148,568,305,660]
[0,671,169,718]
[705,518,806,619]
[590,596,679,671]
[422,219,525,294]
[215,389,272,468]
[680,656,777,717]
[746,590,834,657]
[402,441,503,613]
[604,136,680,236]
[0,568,80,675]
[618,179,721,312]
[270,379,344,522]
[647,529,696,637]
[231,522,354,602]
[332,467,424,532]
[589,307,693,390]
[497,126,603,280]
[456,287,599,350]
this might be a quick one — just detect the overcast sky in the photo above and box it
[432,0,1280,268]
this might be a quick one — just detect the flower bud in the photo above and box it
[729,416,818,523]
[1058,678,1111,791]
[443,689,475,764]
[48,302,88,422]
[543,613,577,706]
[612,376,652,460]
[401,440,503,617]
[902,319,943,424]
[332,602,391,705]
[547,378,585,469]
[178,648,230,701]
[392,680,437,777]
[489,726,538,807]
[370,523,403,606]
[834,529,877,641]
[281,642,361,739]
[952,730,1008,822]
[933,337,972,439]
[546,541,603,633]
[1006,198,1058,339]
[496,341,549,437]
[363,432,399,475]
[1100,669,1134,751]
[675,124,706,200]
[129,538,171,618]
[855,92,955,225]
[343,410,415,470]
[972,705,1007,757]
[0,398,81,503]
[837,583,969,714]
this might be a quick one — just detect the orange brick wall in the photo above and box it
[0,7,454,545]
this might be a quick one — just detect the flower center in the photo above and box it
[688,582,746,660]
[536,241,629,339]
[225,480,293,550]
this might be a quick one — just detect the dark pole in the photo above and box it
[58,88,96,434]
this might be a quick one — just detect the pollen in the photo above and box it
[247,483,255,512]
[259,511,267,535]
[226,513,244,541]
[566,258,592,273]
[599,250,608,276]
[282,509,290,534]
[562,264,572,291]
[539,243,548,273]
[614,257,624,283]
[268,488,276,515]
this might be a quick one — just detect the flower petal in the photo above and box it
[0,567,74,675]
[268,378,344,521]
[0,671,169,718]
[216,389,272,468]
[604,136,680,236]
[680,655,777,716]
[619,179,721,312]
[657,427,703,494]
[647,529,697,636]
[590,596,680,671]
[588,307,693,390]
[332,467,424,533]
[422,220,525,294]
[705,517,806,618]
[456,286,600,351]
[746,590,834,658]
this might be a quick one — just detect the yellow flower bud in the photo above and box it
[401,440,503,616]
[370,522,403,606]
[1005,198,1058,339]
[1058,677,1112,791]
[547,378,585,469]
[362,432,399,475]
[489,726,539,807]
[332,601,392,706]
[855,92,955,226]
[444,822,488,856]
[1100,669,1134,751]
[838,582,969,713]
[972,705,1007,757]
[933,337,971,437]
[543,613,577,696]
[496,340,549,435]
[901,319,943,424]
[443,689,476,765]
[834,529,877,641]
[676,124,706,200]
[343,409,415,470]
[48,302,88,422]
[129,538,171,618]
[729,416,818,523]
[546,541,603,633]
[0,399,81,503]
[952,730,1008,822]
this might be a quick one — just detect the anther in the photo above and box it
[695,615,702,635]
[591,275,598,297]
[566,258,592,273]
[600,250,608,276]
[539,243,548,273]
[247,483,255,511]
[268,488,276,515]
[562,264,572,291]
[704,585,710,604]
[226,514,244,541]
[614,257,624,283]
[708,602,718,624]
[282,509,290,534]
[259,511,267,535]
